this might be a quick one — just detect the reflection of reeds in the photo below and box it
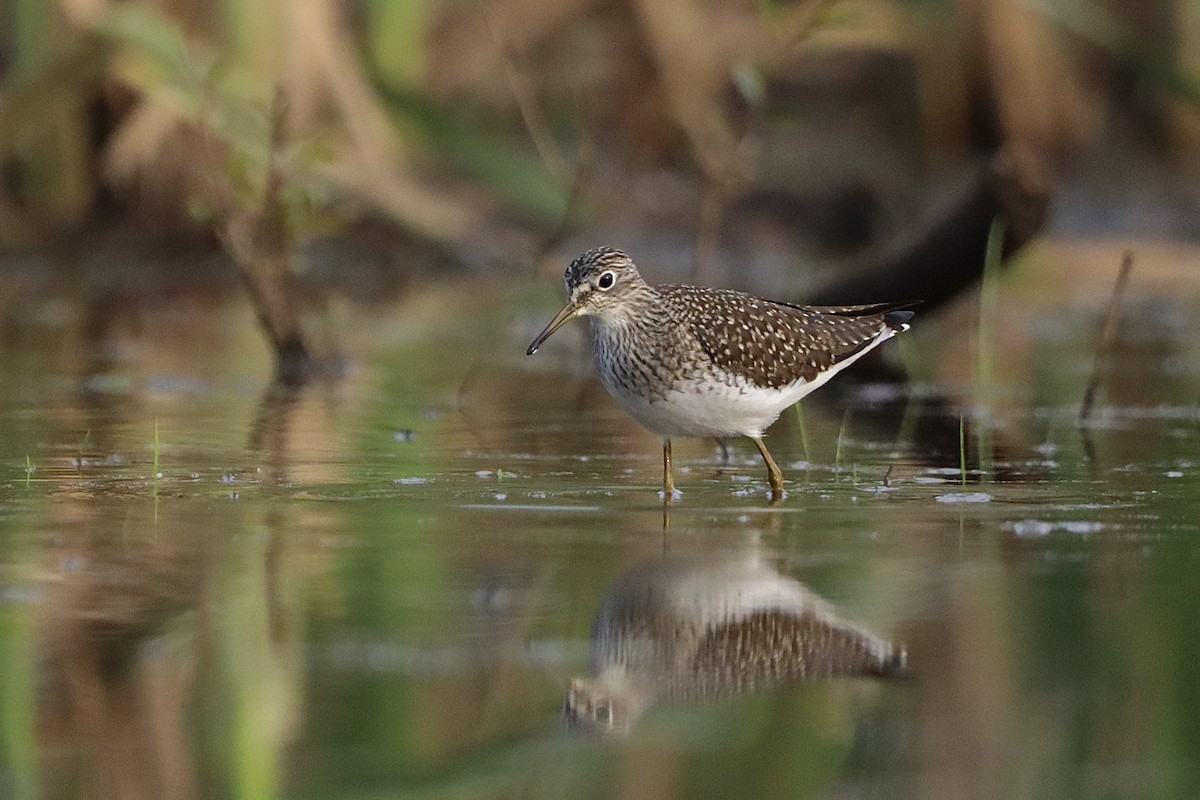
[0,544,39,799]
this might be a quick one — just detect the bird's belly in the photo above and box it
[605,377,805,439]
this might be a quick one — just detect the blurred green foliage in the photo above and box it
[0,0,566,239]
[3,0,1198,247]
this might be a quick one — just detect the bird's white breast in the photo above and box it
[597,325,898,439]
[603,376,797,438]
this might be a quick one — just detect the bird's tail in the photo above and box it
[883,309,915,332]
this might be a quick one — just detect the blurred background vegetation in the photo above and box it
[1,0,1199,376]
[2,0,1198,256]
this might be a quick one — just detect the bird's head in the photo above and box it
[562,671,647,737]
[526,247,647,355]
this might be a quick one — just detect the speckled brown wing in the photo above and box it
[676,608,907,700]
[660,286,910,390]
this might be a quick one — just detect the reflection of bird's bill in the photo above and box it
[563,678,595,732]
[526,302,580,355]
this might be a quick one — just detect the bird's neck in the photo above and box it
[589,286,671,337]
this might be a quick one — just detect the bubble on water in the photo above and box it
[475,470,494,479]
[1013,519,1054,538]
[1012,519,1105,537]
[1035,442,1059,457]
[494,493,507,501]
[396,477,428,485]
[1166,470,1184,478]
[935,492,992,504]
[1061,521,1105,535]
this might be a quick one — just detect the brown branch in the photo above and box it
[219,89,315,385]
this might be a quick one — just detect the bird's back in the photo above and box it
[659,286,913,391]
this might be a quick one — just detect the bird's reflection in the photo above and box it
[566,556,907,736]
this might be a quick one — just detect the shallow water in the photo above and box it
[3,240,1200,799]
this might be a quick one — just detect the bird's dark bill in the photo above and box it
[526,302,580,355]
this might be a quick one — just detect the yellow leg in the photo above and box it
[752,436,785,501]
[662,438,676,501]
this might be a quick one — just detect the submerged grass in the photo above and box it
[153,420,160,522]
[833,408,851,479]
[1079,251,1134,424]
[78,430,90,470]
[959,414,967,486]
[975,216,1007,480]
[0,508,38,799]
[793,401,810,464]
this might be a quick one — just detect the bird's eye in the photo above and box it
[594,703,612,725]
[597,271,616,291]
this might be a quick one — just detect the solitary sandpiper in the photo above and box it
[526,247,914,501]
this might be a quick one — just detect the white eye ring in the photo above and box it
[597,271,616,290]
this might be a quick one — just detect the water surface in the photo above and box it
[2,241,1200,799]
